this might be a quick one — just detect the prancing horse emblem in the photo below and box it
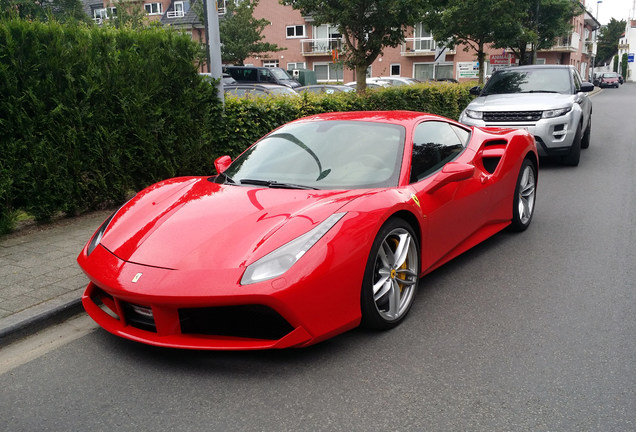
[132,272,143,283]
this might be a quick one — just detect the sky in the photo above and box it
[591,0,635,25]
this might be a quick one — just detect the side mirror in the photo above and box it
[426,163,475,194]
[469,86,482,96]
[214,155,232,174]
[580,82,594,93]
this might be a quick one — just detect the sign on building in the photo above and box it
[457,62,479,79]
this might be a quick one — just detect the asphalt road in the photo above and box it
[1,85,635,432]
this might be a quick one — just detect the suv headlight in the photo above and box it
[464,109,483,120]
[542,107,572,119]
[241,212,347,285]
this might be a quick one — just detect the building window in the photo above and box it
[109,7,117,17]
[314,62,344,82]
[286,25,305,38]
[390,64,401,76]
[144,2,163,15]
[263,60,279,68]
[93,8,108,20]
[287,62,306,70]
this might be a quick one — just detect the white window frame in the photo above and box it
[287,62,306,70]
[93,8,108,20]
[390,64,401,76]
[144,2,163,15]
[262,60,279,68]
[314,62,343,82]
[286,25,306,39]
[109,6,117,17]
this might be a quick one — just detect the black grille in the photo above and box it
[179,305,294,340]
[484,111,542,122]
[122,302,157,332]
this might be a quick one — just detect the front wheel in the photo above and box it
[581,118,591,149]
[509,158,537,232]
[360,218,420,330]
[562,123,582,166]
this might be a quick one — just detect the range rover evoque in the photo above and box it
[460,65,594,166]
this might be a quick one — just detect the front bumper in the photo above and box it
[78,244,362,350]
[461,111,579,157]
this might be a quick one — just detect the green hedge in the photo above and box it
[0,18,475,235]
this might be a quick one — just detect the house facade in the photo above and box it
[85,0,601,82]
[618,20,636,82]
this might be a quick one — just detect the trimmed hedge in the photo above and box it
[0,18,475,235]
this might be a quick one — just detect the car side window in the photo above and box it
[259,69,274,83]
[572,69,582,92]
[410,121,465,183]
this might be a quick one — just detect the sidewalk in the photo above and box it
[0,210,112,345]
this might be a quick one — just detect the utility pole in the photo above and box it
[204,0,224,104]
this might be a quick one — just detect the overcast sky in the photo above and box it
[591,0,635,25]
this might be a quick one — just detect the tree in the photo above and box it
[421,0,525,84]
[219,0,284,65]
[283,0,424,92]
[493,0,584,65]
[0,0,88,23]
[596,18,626,66]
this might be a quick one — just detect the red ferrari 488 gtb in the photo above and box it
[78,111,538,350]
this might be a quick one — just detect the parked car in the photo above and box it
[296,85,355,94]
[224,83,299,98]
[460,65,594,166]
[345,80,391,89]
[598,72,620,88]
[370,77,420,86]
[78,111,538,350]
[224,66,301,88]
[200,72,236,85]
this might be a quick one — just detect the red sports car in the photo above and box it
[78,111,538,350]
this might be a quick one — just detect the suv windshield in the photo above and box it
[271,68,293,80]
[482,68,572,95]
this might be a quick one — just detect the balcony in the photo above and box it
[401,38,455,56]
[540,32,580,52]
[166,11,185,18]
[300,38,342,56]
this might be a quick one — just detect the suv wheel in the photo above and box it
[562,123,582,166]
[581,118,591,149]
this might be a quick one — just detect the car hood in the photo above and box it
[100,177,362,271]
[466,93,576,111]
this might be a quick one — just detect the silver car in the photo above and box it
[460,65,594,166]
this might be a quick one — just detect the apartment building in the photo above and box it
[84,0,600,82]
[618,20,636,82]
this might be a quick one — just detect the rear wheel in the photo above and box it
[360,218,420,330]
[509,158,537,232]
[562,123,582,166]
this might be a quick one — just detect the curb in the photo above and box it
[0,288,85,347]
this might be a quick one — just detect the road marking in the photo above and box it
[0,314,98,375]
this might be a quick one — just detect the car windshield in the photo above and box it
[222,121,406,189]
[482,68,572,94]
[271,68,293,80]
[603,73,618,78]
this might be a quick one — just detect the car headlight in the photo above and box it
[241,212,347,285]
[86,211,117,256]
[463,109,483,120]
[542,107,572,119]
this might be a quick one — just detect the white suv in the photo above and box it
[459,65,594,166]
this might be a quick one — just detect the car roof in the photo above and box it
[225,83,290,89]
[289,110,451,126]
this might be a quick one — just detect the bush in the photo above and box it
[0,18,475,235]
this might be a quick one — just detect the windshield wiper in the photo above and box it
[520,90,560,93]
[239,178,318,190]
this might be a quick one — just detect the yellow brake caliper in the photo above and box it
[390,237,408,292]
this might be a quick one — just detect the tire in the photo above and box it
[360,218,420,330]
[509,158,537,232]
[561,122,582,166]
[581,118,591,149]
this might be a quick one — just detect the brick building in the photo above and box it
[84,0,601,82]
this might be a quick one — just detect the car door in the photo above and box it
[408,121,492,269]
